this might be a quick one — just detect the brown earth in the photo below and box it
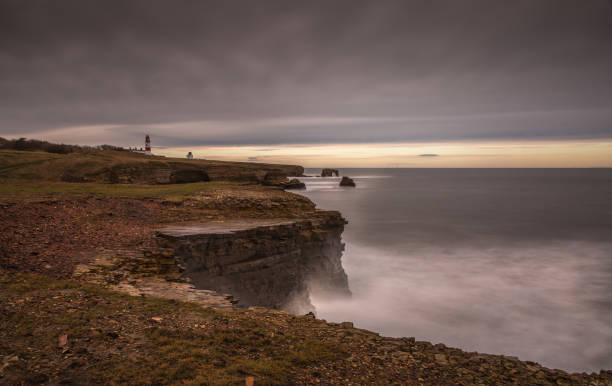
[0,198,161,278]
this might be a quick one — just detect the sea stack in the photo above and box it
[339,176,356,187]
[321,168,339,177]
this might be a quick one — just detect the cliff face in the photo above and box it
[63,160,304,185]
[156,212,350,313]
[0,149,303,184]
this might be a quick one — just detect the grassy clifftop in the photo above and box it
[0,149,303,185]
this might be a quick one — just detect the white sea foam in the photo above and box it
[299,168,612,373]
[311,241,612,373]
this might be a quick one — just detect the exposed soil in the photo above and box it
[0,198,162,278]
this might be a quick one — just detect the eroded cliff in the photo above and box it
[59,184,351,315]
[156,212,350,313]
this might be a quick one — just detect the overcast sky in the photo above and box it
[1,0,611,163]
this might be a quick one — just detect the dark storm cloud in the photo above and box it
[1,0,611,146]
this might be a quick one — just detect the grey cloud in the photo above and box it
[1,0,611,146]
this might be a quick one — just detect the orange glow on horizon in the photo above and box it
[157,140,612,168]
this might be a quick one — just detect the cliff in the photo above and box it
[156,214,350,313]
[0,149,303,184]
[65,192,350,315]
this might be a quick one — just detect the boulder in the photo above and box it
[321,168,339,177]
[339,176,356,187]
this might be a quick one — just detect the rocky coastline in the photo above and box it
[156,215,349,313]
[1,149,611,384]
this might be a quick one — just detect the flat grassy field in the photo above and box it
[0,179,240,203]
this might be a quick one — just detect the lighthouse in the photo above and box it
[145,135,152,155]
[128,135,154,155]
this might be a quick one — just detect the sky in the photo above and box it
[1,0,611,167]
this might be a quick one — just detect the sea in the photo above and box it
[298,168,612,373]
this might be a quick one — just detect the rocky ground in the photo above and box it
[0,184,317,278]
[2,273,611,385]
[1,180,612,384]
[0,198,161,278]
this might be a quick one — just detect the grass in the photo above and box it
[0,273,345,385]
[0,148,301,205]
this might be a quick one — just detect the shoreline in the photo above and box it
[1,150,611,384]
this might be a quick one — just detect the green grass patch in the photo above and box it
[0,180,240,201]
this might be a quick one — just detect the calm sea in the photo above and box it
[299,168,612,373]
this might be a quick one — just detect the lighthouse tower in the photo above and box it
[145,135,152,155]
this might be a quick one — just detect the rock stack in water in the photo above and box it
[339,176,356,187]
[321,168,339,177]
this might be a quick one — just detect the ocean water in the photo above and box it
[299,168,612,373]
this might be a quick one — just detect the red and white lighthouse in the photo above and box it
[145,135,151,154]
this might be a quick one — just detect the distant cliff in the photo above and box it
[0,148,303,184]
